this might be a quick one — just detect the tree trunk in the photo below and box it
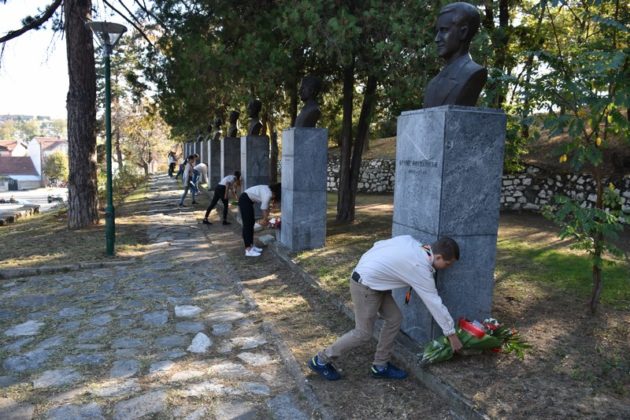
[65,0,99,229]
[336,62,355,222]
[114,129,123,170]
[288,73,299,127]
[346,75,378,219]
[590,172,605,313]
[269,118,278,184]
[114,98,123,169]
[493,0,510,107]
[261,111,268,137]
[483,0,494,32]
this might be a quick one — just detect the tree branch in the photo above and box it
[133,0,170,34]
[102,0,153,46]
[0,0,63,44]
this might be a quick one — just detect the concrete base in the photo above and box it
[240,136,270,190]
[392,105,506,344]
[208,139,221,187]
[240,136,269,218]
[199,140,208,166]
[280,128,328,251]
[221,137,241,180]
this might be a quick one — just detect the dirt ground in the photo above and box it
[435,212,629,418]
[210,207,629,419]
[208,225,455,419]
[2,181,628,418]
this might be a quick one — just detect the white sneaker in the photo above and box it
[245,248,261,257]
[252,246,263,252]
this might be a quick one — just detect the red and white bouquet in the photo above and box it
[268,216,281,229]
[420,317,531,365]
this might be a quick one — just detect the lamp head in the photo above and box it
[86,21,127,55]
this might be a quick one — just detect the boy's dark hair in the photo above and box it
[269,183,281,202]
[432,237,460,261]
[234,171,241,179]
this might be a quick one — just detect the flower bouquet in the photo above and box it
[420,318,531,366]
[268,217,281,229]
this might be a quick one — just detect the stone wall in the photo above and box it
[327,156,395,194]
[325,155,630,216]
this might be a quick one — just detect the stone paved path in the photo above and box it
[0,175,313,419]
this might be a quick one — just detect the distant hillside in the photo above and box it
[328,137,396,160]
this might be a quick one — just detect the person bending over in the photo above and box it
[237,183,281,257]
[309,235,463,380]
[203,171,241,225]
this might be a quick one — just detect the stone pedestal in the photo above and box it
[208,139,221,187]
[199,140,207,165]
[280,128,328,251]
[392,105,506,344]
[241,136,270,218]
[221,137,241,180]
[240,136,269,190]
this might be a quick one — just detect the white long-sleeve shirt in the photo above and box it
[182,162,194,183]
[194,163,208,184]
[219,175,237,187]
[354,235,456,336]
[244,185,272,210]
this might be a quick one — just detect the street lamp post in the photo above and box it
[86,21,126,256]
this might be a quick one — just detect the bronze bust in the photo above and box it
[212,117,223,141]
[294,75,322,128]
[423,2,487,108]
[227,110,239,137]
[247,99,263,136]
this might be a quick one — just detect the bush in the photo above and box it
[42,151,69,184]
[97,165,147,207]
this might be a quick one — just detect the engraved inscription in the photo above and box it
[399,159,438,168]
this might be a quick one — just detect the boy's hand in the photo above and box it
[447,334,463,352]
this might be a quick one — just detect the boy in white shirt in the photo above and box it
[309,235,463,380]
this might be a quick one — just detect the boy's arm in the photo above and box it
[409,277,457,338]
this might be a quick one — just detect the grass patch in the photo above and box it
[294,193,392,296]
[0,181,151,269]
[294,193,630,310]
[497,238,630,309]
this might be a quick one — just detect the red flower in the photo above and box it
[484,322,498,331]
[459,318,486,339]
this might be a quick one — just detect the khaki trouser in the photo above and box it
[320,277,402,366]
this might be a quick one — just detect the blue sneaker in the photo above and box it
[308,355,341,381]
[371,362,408,379]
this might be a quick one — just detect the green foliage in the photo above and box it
[543,186,625,268]
[503,111,530,173]
[42,151,68,183]
[497,237,630,308]
[0,117,63,141]
[98,166,146,207]
[521,0,630,310]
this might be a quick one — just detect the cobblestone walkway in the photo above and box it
[0,175,312,419]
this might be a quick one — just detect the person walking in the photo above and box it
[178,155,198,207]
[308,235,463,380]
[167,151,177,177]
[237,183,281,257]
[203,171,241,225]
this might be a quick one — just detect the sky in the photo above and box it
[0,1,69,119]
